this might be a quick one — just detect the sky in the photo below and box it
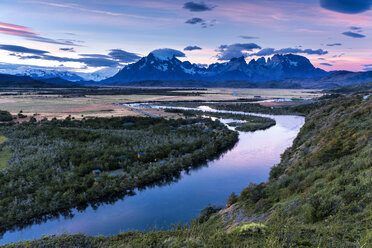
[0,0,371,72]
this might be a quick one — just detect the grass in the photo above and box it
[0,147,11,169]
[0,136,10,169]
[0,136,7,144]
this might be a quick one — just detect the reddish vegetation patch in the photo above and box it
[64,104,113,113]
[258,102,296,107]
[148,96,190,101]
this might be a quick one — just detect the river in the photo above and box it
[0,106,304,245]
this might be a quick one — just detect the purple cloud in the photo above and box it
[108,49,141,63]
[248,47,328,56]
[326,43,342,46]
[184,45,202,51]
[0,21,82,46]
[183,2,215,12]
[239,36,259,40]
[216,43,261,60]
[0,44,49,55]
[185,17,204,24]
[320,63,333,66]
[320,0,371,14]
[342,31,366,38]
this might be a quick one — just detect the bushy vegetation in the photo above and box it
[227,120,275,132]
[0,115,238,235]
[214,103,298,115]
[0,110,12,122]
[235,94,372,247]
[165,108,276,132]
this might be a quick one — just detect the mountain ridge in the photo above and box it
[103,53,329,84]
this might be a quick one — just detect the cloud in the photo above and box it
[185,17,204,24]
[39,54,121,67]
[79,54,112,59]
[362,64,372,71]
[350,26,363,31]
[239,36,259,40]
[185,17,216,28]
[320,63,333,66]
[183,1,215,12]
[326,43,342,46]
[342,31,366,38]
[108,49,141,63]
[216,43,262,60]
[248,47,328,56]
[35,1,122,16]
[0,44,122,67]
[150,48,185,60]
[73,57,120,67]
[0,44,49,55]
[184,45,202,51]
[60,48,75,52]
[0,21,82,46]
[320,0,372,14]
[333,53,345,57]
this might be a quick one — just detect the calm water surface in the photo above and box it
[1,106,304,244]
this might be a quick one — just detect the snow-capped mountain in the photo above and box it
[16,68,85,81]
[105,53,201,83]
[0,64,118,82]
[104,53,328,84]
[77,67,120,81]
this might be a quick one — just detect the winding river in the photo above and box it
[0,106,304,245]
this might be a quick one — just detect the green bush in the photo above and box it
[305,195,336,223]
[230,223,267,236]
[196,205,222,224]
[226,192,238,207]
[0,110,13,122]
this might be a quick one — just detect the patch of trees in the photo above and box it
[164,108,276,132]
[0,115,238,234]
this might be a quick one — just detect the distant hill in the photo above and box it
[121,80,301,88]
[0,74,76,88]
[284,70,372,89]
[326,81,372,93]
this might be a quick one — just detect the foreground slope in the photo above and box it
[2,94,371,247]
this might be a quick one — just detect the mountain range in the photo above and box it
[104,53,328,84]
[1,53,372,89]
[0,65,119,82]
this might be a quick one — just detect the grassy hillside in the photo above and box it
[2,94,371,247]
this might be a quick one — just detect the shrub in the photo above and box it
[0,110,13,122]
[230,223,267,236]
[226,192,238,207]
[197,205,222,224]
[305,195,336,223]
